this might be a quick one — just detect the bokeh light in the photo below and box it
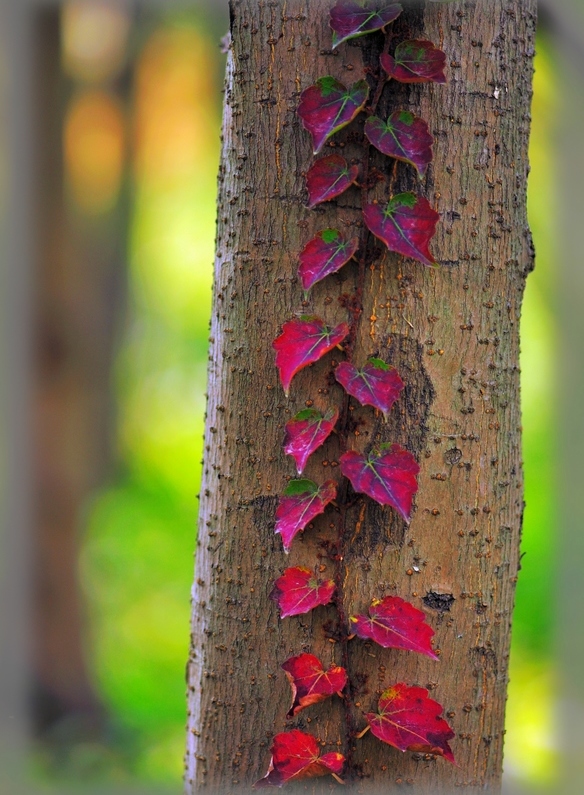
[63,89,125,215]
[61,1,130,84]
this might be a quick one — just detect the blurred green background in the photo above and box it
[31,5,558,792]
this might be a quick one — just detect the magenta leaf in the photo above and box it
[284,408,339,475]
[381,40,447,84]
[330,0,403,49]
[282,653,348,717]
[298,76,369,154]
[273,316,350,396]
[340,443,420,522]
[350,596,438,659]
[364,111,433,177]
[275,479,337,553]
[365,684,455,763]
[270,566,336,619]
[254,730,345,787]
[306,154,359,208]
[335,357,404,419]
[299,229,359,291]
[363,193,439,267]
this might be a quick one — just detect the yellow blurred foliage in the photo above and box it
[63,89,125,215]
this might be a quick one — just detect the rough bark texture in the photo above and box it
[186,1,536,793]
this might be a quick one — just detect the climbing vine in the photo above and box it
[256,1,455,786]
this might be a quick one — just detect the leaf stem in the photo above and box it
[333,26,394,780]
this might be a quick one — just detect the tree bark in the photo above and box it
[186,1,536,793]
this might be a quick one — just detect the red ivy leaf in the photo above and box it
[340,443,419,522]
[284,408,339,475]
[282,653,348,717]
[273,316,349,396]
[330,0,403,49]
[364,111,433,177]
[363,193,439,267]
[365,684,455,763]
[298,76,369,154]
[299,229,359,291]
[255,729,345,787]
[350,596,438,659]
[335,357,404,419]
[275,479,337,553]
[306,154,359,208]
[381,40,447,84]
[270,567,336,618]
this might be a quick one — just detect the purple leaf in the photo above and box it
[330,0,403,49]
[273,317,350,396]
[335,358,404,418]
[306,154,359,209]
[270,567,336,618]
[364,111,434,177]
[381,40,447,84]
[284,408,339,475]
[254,730,345,787]
[282,653,348,717]
[275,479,337,553]
[365,684,455,763]
[299,229,359,291]
[350,596,439,659]
[298,76,369,154]
[340,443,420,522]
[363,193,439,267]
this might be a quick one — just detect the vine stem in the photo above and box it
[333,27,392,779]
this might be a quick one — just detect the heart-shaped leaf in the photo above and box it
[381,40,447,84]
[335,357,404,419]
[340,443,419,522]
[270,567,336,618]
[254,730,345,787]
[306,154,359,208]
[284,408,339,475]
[350,596,438,659]
[330,0,403,49]
[365,684,455,763]
[363,193,439,267]
[282,653,347,717]
[299,229,359,291]
[364,111,433,177]
[273,316,350,396]
[298,76,369,154]
[275,479,337,553]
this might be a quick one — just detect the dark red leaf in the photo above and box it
[255,729,345,787]
[364,111,433,177]
[330,0,403,49]
[275,479,337,553]
[365,684,455,763]
[335,357,404,419]
[340,443,419,522]
[273,316,350,396]
[363,193,439,267]
[299,229,359,291]
[380,40,447,84]
[306,155,359,209]
[282,653,348,717]
[270,567,336,618]
[350,596,438,659]
[284,408,339,475]
[298,76,369,154]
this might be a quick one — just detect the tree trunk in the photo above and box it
[185,1,536,793]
